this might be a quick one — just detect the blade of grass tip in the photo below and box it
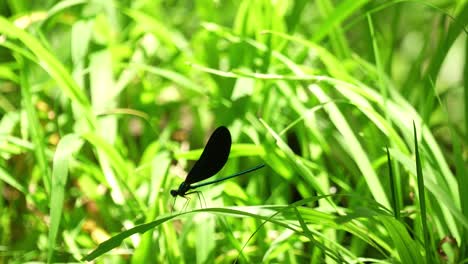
[413,121,432,264]
[47,134,82,263]
[386,147,400,220]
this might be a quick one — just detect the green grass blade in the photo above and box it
[459,35,468,258]
[47,134,82,263]
[0,166,26,194]
[260,120,330,198]
[465,32,468,146]
[379,215,424,263]
[131,152,171,263]
[312,0,369,42]
[309,85,390,208]
[82,213,179,261]
[20,62,51,192]
[386,147,400,219]
[0,16,96,129]
[82,133,143,212]
[316,0,351,59]
[413,122,433,264]
[1,2,464,262]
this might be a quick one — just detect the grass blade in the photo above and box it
[386,147,400,219]
[413,122,433,264]
[47,134,82,262]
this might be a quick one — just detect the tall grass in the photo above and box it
[0,0,466,263]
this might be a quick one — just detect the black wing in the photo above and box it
[184,126,231,184]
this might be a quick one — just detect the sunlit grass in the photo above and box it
[0,0,466,263]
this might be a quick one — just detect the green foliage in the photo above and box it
[0,0,466,263]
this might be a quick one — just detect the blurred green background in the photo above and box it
[0,0,466,263]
